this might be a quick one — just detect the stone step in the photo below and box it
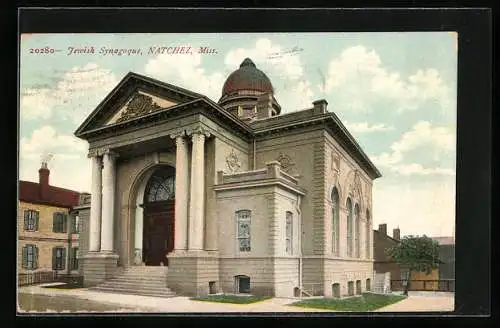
[99,279,168,288]
[119,271,167,277]
[125,266,168,271]
[91,286,176,298]
[95,283,173,293]
[116,274,167,280]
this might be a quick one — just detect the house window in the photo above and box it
[236,210,251,252]
[354,204,360,258]
[331,188,340,256]
[72,215,79,233]
[52,212,67,233]
[23,210,39,232]
[285,211,293,255]
[346,198,353,257]
[52,247,66,270]
[71,247,79,270]
[22,244,38,270]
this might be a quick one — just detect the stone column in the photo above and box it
[171,131,189,251]
[188,127,210,250]
[88,155,102,252]
[100,150,118,253]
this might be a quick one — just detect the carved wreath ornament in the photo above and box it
[276,153,294,172]
[117,93,163,123]
[226,149,241,173]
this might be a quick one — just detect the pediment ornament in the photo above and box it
[116,93,163,123]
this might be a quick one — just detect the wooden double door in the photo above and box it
[143,200,175,266]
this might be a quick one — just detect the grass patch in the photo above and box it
[191,294,272,304]
[291,293,407,312]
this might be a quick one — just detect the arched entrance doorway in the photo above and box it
[142,166,175,266]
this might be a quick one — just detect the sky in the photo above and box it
[19,32,457,238]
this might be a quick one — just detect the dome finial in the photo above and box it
[240,58,256,68]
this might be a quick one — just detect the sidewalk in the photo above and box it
[18,284,454,313]
[375,294,454,312]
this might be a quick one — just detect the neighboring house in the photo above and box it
[431,236,455,291]
[74,58,382,298]
[18,161,89,277]
[373,223,440,291]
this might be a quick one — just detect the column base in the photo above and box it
[166,250,219,297]
[81,251,119,287]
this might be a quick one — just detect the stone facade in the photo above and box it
[74,61,381,297]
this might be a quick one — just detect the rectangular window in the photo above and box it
[71,247,79,270]
[236,210,251,252]
[23,210,39,232]
[285,211,293,255]
[22,244,38,270]
[53,212,67,233]
[52,247,66,270]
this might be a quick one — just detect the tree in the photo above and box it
[386,235,440,296]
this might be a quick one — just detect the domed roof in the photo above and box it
[221,58,274,96]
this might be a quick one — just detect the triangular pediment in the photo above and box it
[74,72,206,137]
[105,91,179,126]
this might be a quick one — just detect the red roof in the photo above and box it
[19,180,81,209]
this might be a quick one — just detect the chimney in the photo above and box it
[393,227,401,241]
[312,99,328,114]
[378,223,387,236]
[39,161,50,200]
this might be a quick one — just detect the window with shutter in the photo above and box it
[23,245,36,270]
[34,246,39,269]
[63,214,68,233]
[22,245,28,269]
[24,210,38,231]
[52,248,57,270]
[53,213,65,233]
[24,212,28,230]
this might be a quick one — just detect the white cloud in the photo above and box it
[19,126,91,192]
[21,63,118,124]
[225,38,304,80]
[344,121,394,133]
[144,52,225,102]
[373,181,456,237]
[322,45,454,114]
[370,121,456,175]
[224,38,314,112]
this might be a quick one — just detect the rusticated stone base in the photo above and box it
[81,252,120,287]
[166,250,219,297]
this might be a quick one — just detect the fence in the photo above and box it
[18,271,58,286]
[391,279,455,292]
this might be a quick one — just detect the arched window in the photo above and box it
[331,187,340,256]
[346,198,353,257]
[236,210,251,252]
[285,211,293,255]
[354,204,360,258]
[145,167,175,203]
[366,210,371,259]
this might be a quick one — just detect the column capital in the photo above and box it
[87,149,103,158]
[103,148,119,159]
[186,125,211,138]
[169,129,186,140]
